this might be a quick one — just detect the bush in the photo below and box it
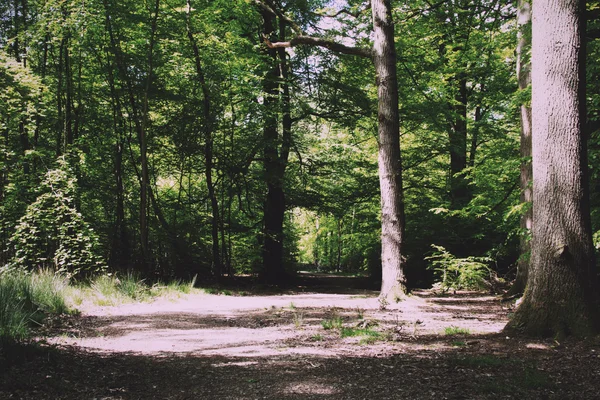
[10,157,105,279]
[426,245,492,291]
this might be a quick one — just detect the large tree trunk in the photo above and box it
[260,13,292,283]
[372,0,407,302]
[505,0,599,337]
[510,0,532,295]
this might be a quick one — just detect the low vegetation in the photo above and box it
[0,269,197,350]
[444,326,471,336]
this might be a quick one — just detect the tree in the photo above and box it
[509,0,532,295]
[261,0,407,299]
[372,0,407,301]
[506,0,599,337]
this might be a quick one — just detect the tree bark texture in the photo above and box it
[510,0,532,295]
[372,0,407,302]
[261,12,291,283]
[506,0,599,337]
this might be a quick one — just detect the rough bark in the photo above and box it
[505,0,599,337]
[509,0,532,296]
[372,0,407,302]
[261,13,292,283]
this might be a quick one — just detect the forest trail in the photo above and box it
[2,274,599,399]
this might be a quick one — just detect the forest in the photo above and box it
[1,0,600,397]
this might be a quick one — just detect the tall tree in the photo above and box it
[260,0,407,299]
[260,8,293,283]
[372,0,406,301]
[506,0,599,337]
[510,0,532,295]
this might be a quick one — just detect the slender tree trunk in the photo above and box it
[186,0,222,278]
[138,0,160,273]
[449,74,469,208]
[105,56,130,271]
[509,0,533,296]
[56,37,65,156]
[372,0,407,302]
[64,32,73,149]
[505,0,599,337]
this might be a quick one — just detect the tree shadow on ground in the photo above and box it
[2,335,599,399]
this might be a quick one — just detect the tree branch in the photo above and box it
[264,35,372,59]
[257,0,304,35]
[313,3,371,19]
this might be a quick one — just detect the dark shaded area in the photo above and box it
[198,271,380,296]
[2,337,600,399]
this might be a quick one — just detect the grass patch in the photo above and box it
[311,334,323,341]
[451,340,467,347]
[340,326,381,339]
[0,270,71,346]
[321,316,343,330]
[292,311,304,328]
[444,325,471,335]
[69,273,198,307]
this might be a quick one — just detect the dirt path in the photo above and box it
[2,275,599,399]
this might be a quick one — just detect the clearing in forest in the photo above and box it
[2,273,599,399]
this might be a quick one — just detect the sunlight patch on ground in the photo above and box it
[281,382,341,395]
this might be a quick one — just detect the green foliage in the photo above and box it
[426,245,492,291]
[10,157,105,278]
[321,316,343,330]
[0,269,70,346]
[70,273,197,307]
[444,326,471,336]
[340,326,381,339]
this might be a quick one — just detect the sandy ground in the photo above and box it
[47,288,507,357]
[3,276,600,399]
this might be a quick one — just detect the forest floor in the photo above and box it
[2,272,600,399]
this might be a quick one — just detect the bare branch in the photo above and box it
[264,35,372,59]
[313,3,371,19]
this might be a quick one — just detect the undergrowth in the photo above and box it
[0,269,197,349]
[0,269,71,347]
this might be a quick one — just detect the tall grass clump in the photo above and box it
[0,269,70,346]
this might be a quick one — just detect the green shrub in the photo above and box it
[9,157,106,279]
[426,245,492,291]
